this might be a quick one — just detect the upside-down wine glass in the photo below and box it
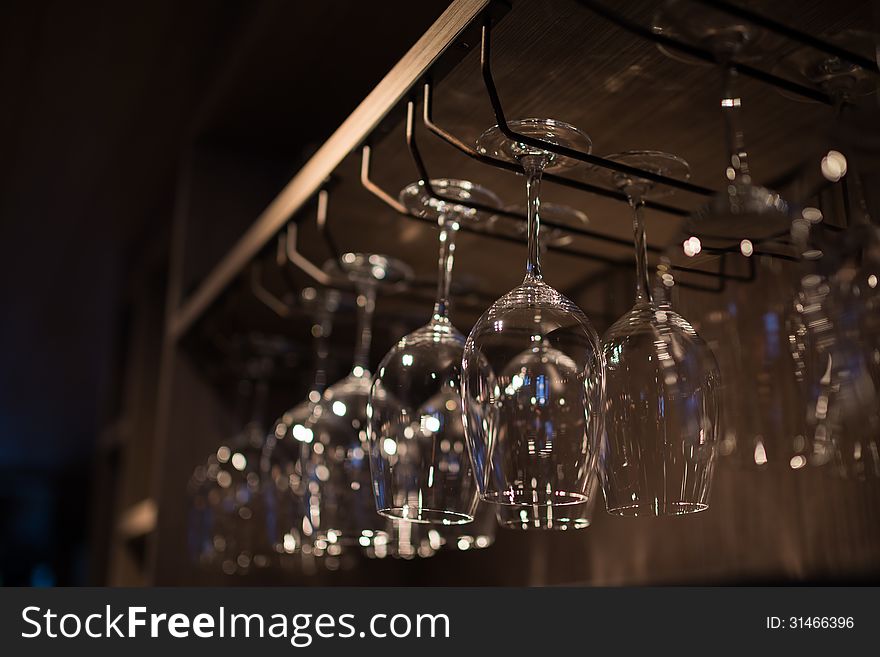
[600,151,720,516]
[487,275,596,530]
[301,253,412,553]
[655,0,790,245]
[264,287,340,562]
[369,179,501,524]
[777,43,880,478]
[202,371,276,574]
[463,119,604,508]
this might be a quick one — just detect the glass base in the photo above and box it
[607,501,709,517]
[377,506,475,525]
[601,150,690,199]
[328,252,414,286]
[399,178,502,227]
[652,0,766,66]
[771,33,878,104]
[687,183,790,242]
[476,118,592,172]
[482,489,590,507]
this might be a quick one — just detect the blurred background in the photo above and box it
[2,0,880,586]
[0,0,451,585]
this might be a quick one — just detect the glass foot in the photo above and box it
[399,178,501,227]
[771,34,878,104]
[688,182,790,242]
[601,150,690,199]
[476,118,592,172]
[329,252,414,286]
[652,0,767,65]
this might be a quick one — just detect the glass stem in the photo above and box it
[629,192,652,305]
[720,65,751,185]
[352,280,376,374]
[432,215,458,323]
[653,255,673,309]
[523,158,546,281]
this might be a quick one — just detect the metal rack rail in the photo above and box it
[168,0,874,341]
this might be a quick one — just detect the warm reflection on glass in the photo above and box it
[369,179,500,524]
[600,152,720,516]
[464,119,604,507]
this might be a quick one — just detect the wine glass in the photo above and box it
[463,118,605,508]
[790,210,880,479]
[301,253,412,549]
[599,151,720,516]
[264,288,341,563]
[204,408,276,574]
[771,31,878,106]
[654,0,790,244]
[488,202,589,249]
[792,267,879,478]
[776,44,880,479]
[275,288,341,444]
[369,178,501,524]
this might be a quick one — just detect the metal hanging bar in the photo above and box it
[479,18,716,197]
[404,100,659,253]
[359,143,634,268]
[404,87,764,287]
[575,0,834,105]
[692,0,880,75]
[420,82,692,217]
[282,222,335,286]
[359,145,409,214]
[363,123,742,289]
